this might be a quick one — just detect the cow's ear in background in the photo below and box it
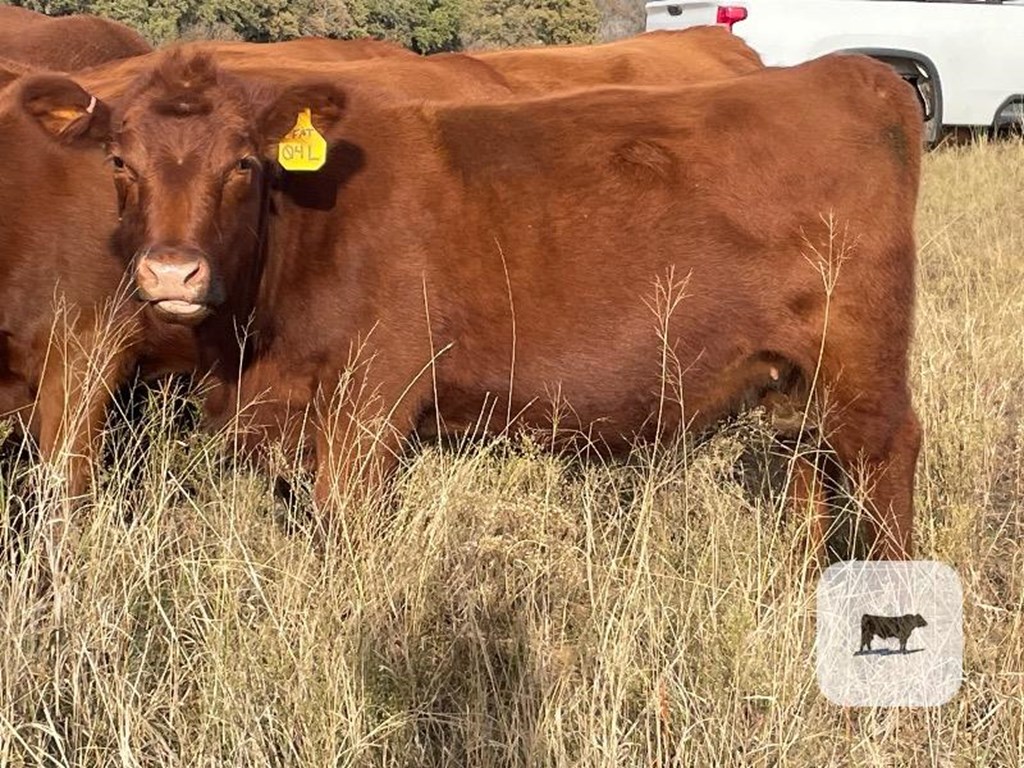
[19,75,110,145]
[256,83,346,158]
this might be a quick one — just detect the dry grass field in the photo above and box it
[0,137,1021,767]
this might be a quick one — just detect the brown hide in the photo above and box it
[207,37,415,65]
[0,56,35,91]
[470,27,763,89]
[0,80,193,491]
[37,49,923,555]
[0,6,150,71]
[204,44,517,99]
[2,28,764,495]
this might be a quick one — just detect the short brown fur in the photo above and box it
[6,30,763,494]
[47,50,923,558]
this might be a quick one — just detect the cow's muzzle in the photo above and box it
[135,246,215,323]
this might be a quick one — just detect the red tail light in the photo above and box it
[716,5,748,30]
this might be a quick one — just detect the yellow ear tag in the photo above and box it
[277,108,327,172]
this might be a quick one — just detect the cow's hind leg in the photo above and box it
[762,380,839,574]
[787,448,830,576]
[824,396,921,560]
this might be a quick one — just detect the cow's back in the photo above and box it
[211,47,515,100]
[204,36,415,67]
[0,7,150,71]
[470,28,763,92]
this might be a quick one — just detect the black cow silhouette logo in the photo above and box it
[858,613,928,654]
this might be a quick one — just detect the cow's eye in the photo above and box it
[236,156,258,173]
[110,155,138,181]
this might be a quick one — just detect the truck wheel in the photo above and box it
[916,75,941,149]
[993,99,1024,139]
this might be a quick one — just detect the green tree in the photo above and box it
[348,0,463,53]
[11,0,360,43]
[461,0,599,49]
[8,0,601,49]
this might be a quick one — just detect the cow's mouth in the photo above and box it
[152,299,210,322]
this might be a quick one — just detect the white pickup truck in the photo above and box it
[645,0,1024,145]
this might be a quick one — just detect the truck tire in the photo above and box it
[993,98,1024,138]
[915,74,941,148]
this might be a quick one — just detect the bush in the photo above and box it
[8,0,600,50]
[461,0,599,50]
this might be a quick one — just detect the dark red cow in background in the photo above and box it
[0,6,150,71]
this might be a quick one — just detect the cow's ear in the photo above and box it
[256,83,346,154]
[19,75,110,145]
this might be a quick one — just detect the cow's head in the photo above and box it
[18,52,345,325]
[913,613,927,628]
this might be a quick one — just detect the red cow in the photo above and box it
[17,49,923,557]
[0,30,767,497]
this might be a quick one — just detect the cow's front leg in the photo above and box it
[36,332,129,500]
[312,372,431,528]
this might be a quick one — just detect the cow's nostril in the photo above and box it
[183,262,201,285]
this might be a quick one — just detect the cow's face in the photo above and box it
[913,614,927,628]
[18,54,345,326]
[111,63,263,324]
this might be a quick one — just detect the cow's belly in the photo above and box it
[429,347,795,450]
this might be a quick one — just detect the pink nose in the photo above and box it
[136,250,211,304]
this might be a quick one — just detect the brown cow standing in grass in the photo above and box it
[0,8,153,495]
[19,48,923,557]
[2,31,761,497]
[0,76,195,494]
[0,6,150,71]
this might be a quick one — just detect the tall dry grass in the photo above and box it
[0,138,1022,767]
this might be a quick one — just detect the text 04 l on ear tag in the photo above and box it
[278,108,327,172]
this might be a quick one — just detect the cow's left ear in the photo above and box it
[19,75,111,145]
[256,82,346,154]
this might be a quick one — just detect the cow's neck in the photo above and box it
[195,174,274,382]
